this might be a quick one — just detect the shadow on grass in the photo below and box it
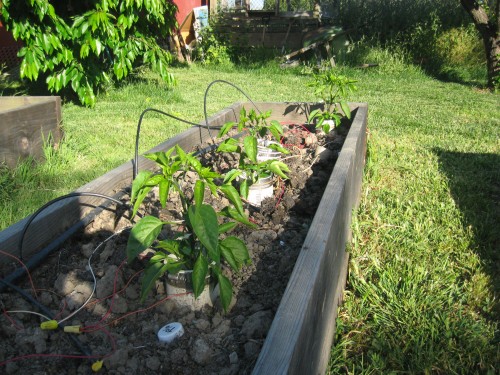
[434,148,499,318]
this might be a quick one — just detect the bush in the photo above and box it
[336,0,468,42]
[0,0,177,107]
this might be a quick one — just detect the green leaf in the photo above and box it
[240,179,249,199]
[217,271,233,312]
[219,184,245,217]
[194,180,205,207]
[192,254,208,298]
[220,207,256,228]
[126,216,164,262]
[223,169,241,183]
[269,120,284,141]
[307,108,322,124]
[218,121,236,137]
[158,179,170,208]
[188,204,220,262]
[217,138,240,153]
[340,101,352,119]
[220,236,251,268]
[244,136,258,163]
[156,239,182,258]
[140,261,168,302]
[218,221,237,234]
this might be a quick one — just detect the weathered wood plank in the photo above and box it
[0,96,62,168]
[252,103,367,374]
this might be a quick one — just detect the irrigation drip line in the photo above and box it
[0,278,93,361]
[0,191,129,293]
[202,79,262,144]
[133,80,261,180]
[18,192,128,261]
[133,108,203,179]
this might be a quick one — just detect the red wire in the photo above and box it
[0,249,38,298]
[2,310,23,330]
[81,293,185,333]
[0,326,116,367]
[275,178,286,208]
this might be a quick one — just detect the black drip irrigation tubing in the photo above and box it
[0,191,130,293]
[134,79,261,180]
[0,278,94,361]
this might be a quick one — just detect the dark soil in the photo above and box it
[0,123,349,374]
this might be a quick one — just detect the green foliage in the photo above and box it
[336,0,468,43]
[217,108,290,198]
[195,25,233,66]
[126,145,253,311]
[0,0,177,107]
[306,70,357,133]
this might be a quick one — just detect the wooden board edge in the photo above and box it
[251,103,367,374]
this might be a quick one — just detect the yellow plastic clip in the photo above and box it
[63,325,82,334]
[40,320,58,330]
[91,360,103,372]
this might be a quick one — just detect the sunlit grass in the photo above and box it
[0,52,498,373]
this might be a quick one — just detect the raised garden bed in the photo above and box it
[0,102,367,374]
[0,96,62,168]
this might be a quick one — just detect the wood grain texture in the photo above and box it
[252,103,367,375]
[0,97,62,168]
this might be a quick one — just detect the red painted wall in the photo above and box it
[0,20,22,67]
[174,0,208,25]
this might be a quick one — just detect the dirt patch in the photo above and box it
[0,123,349,374]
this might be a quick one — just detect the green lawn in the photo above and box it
[1,60,498,373]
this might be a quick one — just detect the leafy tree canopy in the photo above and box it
[1,0,177,106]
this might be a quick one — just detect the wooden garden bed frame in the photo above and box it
[0,96,62,168]
[0,102,368,374]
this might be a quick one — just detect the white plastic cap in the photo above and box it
[157,322,184,344]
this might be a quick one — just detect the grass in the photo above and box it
[1,54,499,373]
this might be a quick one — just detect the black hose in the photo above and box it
[133,80,260,180]
[18,192,127,261]
[0,278,94,360]
[202,79,262,145]
[0,192,129,293]
[133,108,202,180]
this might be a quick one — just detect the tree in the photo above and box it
[460,0,500,88]
[0,0,178,106]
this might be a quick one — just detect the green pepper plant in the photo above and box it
[216,107,290,200]
[126,145,255,312]
[307,71,358,133]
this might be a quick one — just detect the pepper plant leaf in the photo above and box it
[192,253,208,298]
[127,215,164,262]
[340,101,351,119]
[215,268,233,312]
[219,184,245,217]
[244,135,258,163]
[130,170,152,204]
[218,121,236,137]
[158,179,170,208]
[269,120,284,142]
[140,261,169,302]
[188,204,220,263]
[220,236,250,271]
[194,180,205,207]
[218,221,237,234]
